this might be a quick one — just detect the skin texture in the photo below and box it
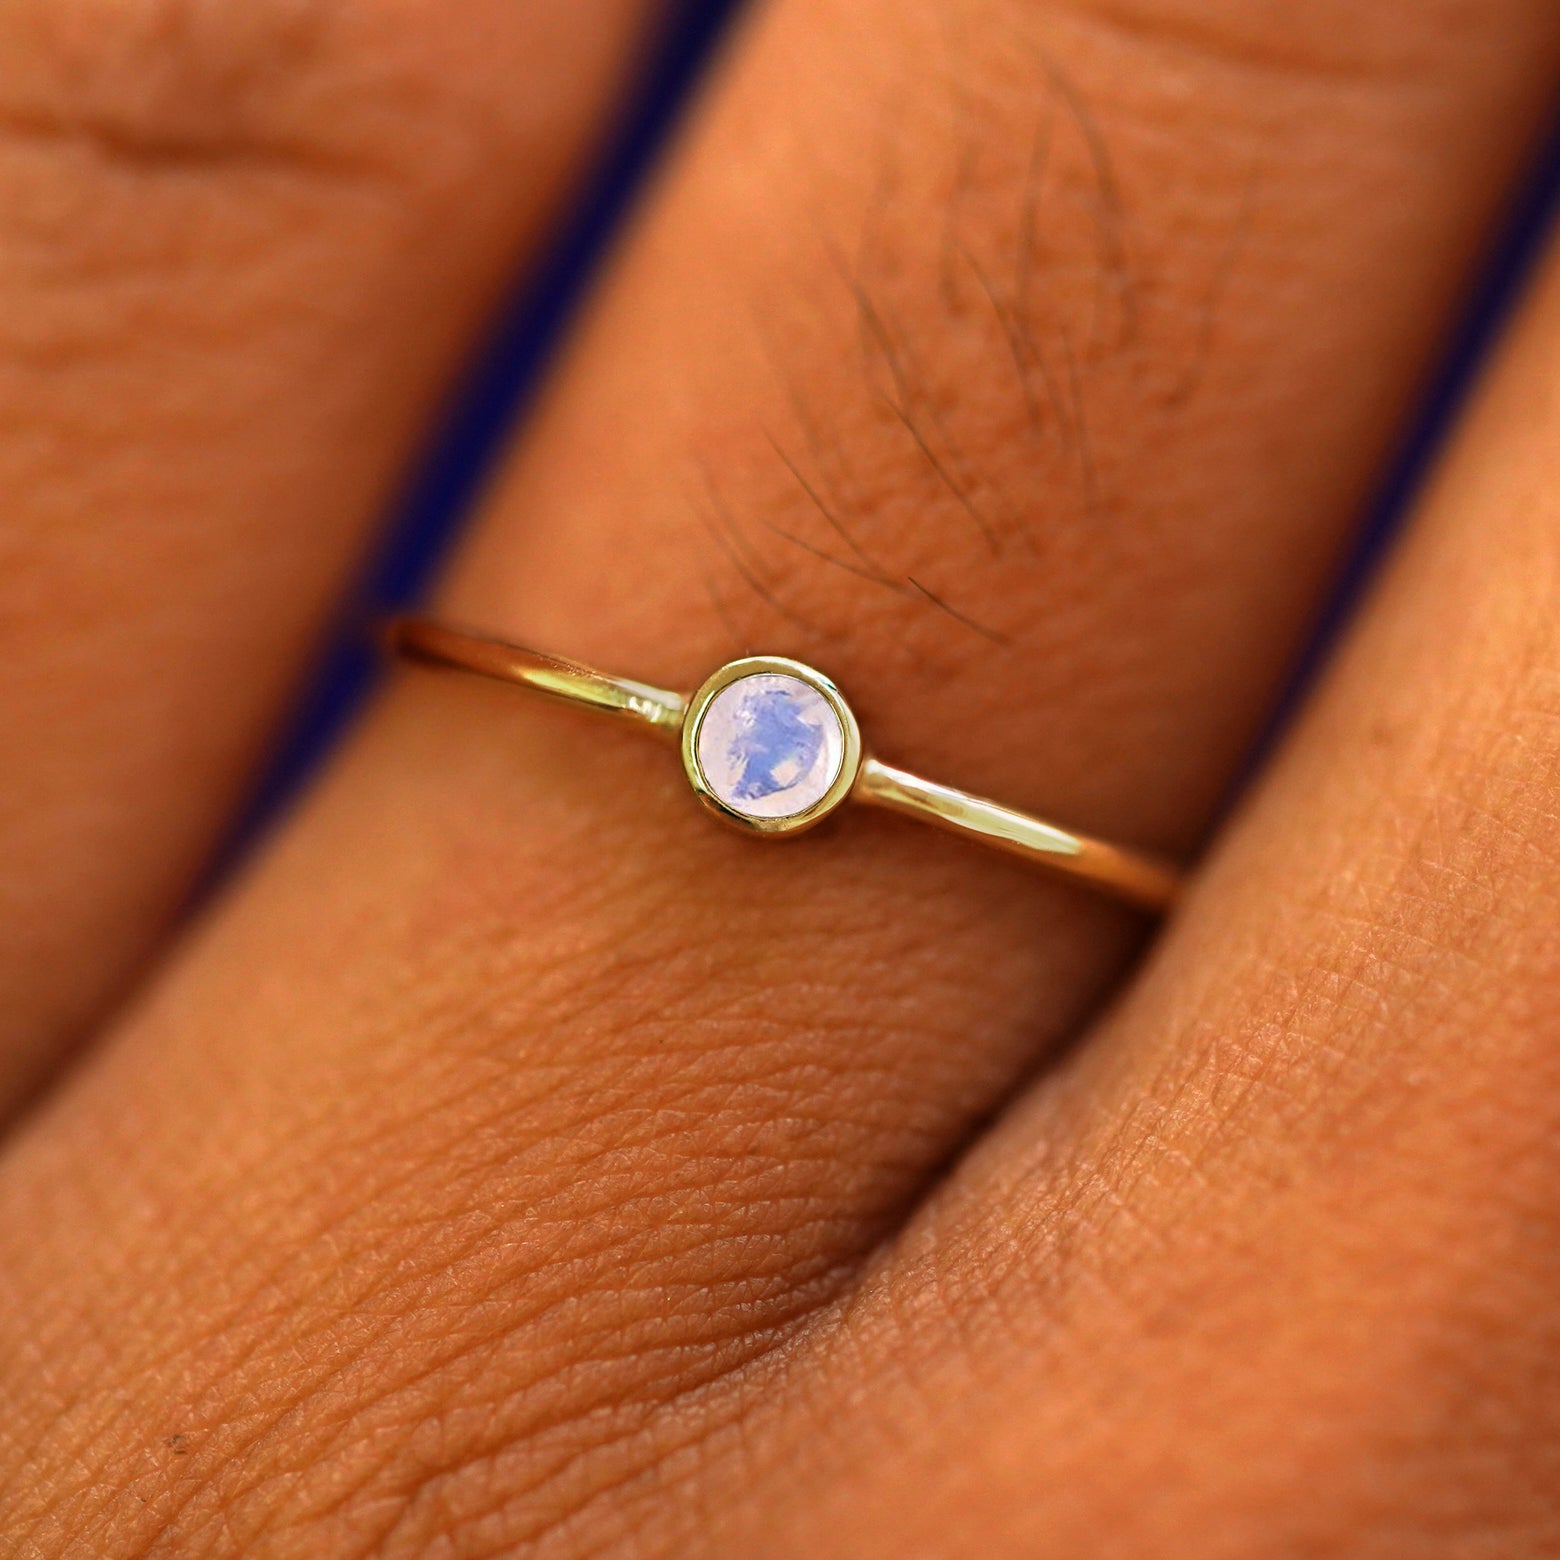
[0,0,662,1113]
[1,0,1559,1556]
[689,245,1560,1560]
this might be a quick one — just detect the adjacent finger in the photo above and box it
[0,0,664,1113]
[3,0,1560,1554]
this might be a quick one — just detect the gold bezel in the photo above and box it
[680,656,863,838]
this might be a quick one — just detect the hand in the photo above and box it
[2,1,1558,1555]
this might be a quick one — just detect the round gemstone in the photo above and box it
[695,673,847,820]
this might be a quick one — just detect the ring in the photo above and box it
[387,618,1182,913]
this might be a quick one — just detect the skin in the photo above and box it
[0,0,661,1113]
[0,0,1558,1555]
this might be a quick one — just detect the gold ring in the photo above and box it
[387,618,1181,913]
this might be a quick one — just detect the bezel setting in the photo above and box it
[680,656,863,837]
[386,618,1182,911]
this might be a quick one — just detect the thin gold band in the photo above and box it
[388,618,1181,913]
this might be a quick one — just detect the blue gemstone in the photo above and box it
[728,685,826,801]
[696,673,846,820]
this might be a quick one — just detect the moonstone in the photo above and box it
[696,673,846,820]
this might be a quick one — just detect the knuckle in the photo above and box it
[0,0,336,174]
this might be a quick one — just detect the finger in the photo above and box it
[4,0,1560,1554]
[0,0,665,1112]
[712,233,1560,1555]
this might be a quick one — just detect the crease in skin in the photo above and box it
[9,0,1560,1547]
[360,18,1560,1550]
[0,0,675,1124]
[0,0,338,167]
[0,98,386,184]
[1043,0,1464,87]
[662,273,1560,1560]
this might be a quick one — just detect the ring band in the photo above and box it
[387,618,1182,913]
